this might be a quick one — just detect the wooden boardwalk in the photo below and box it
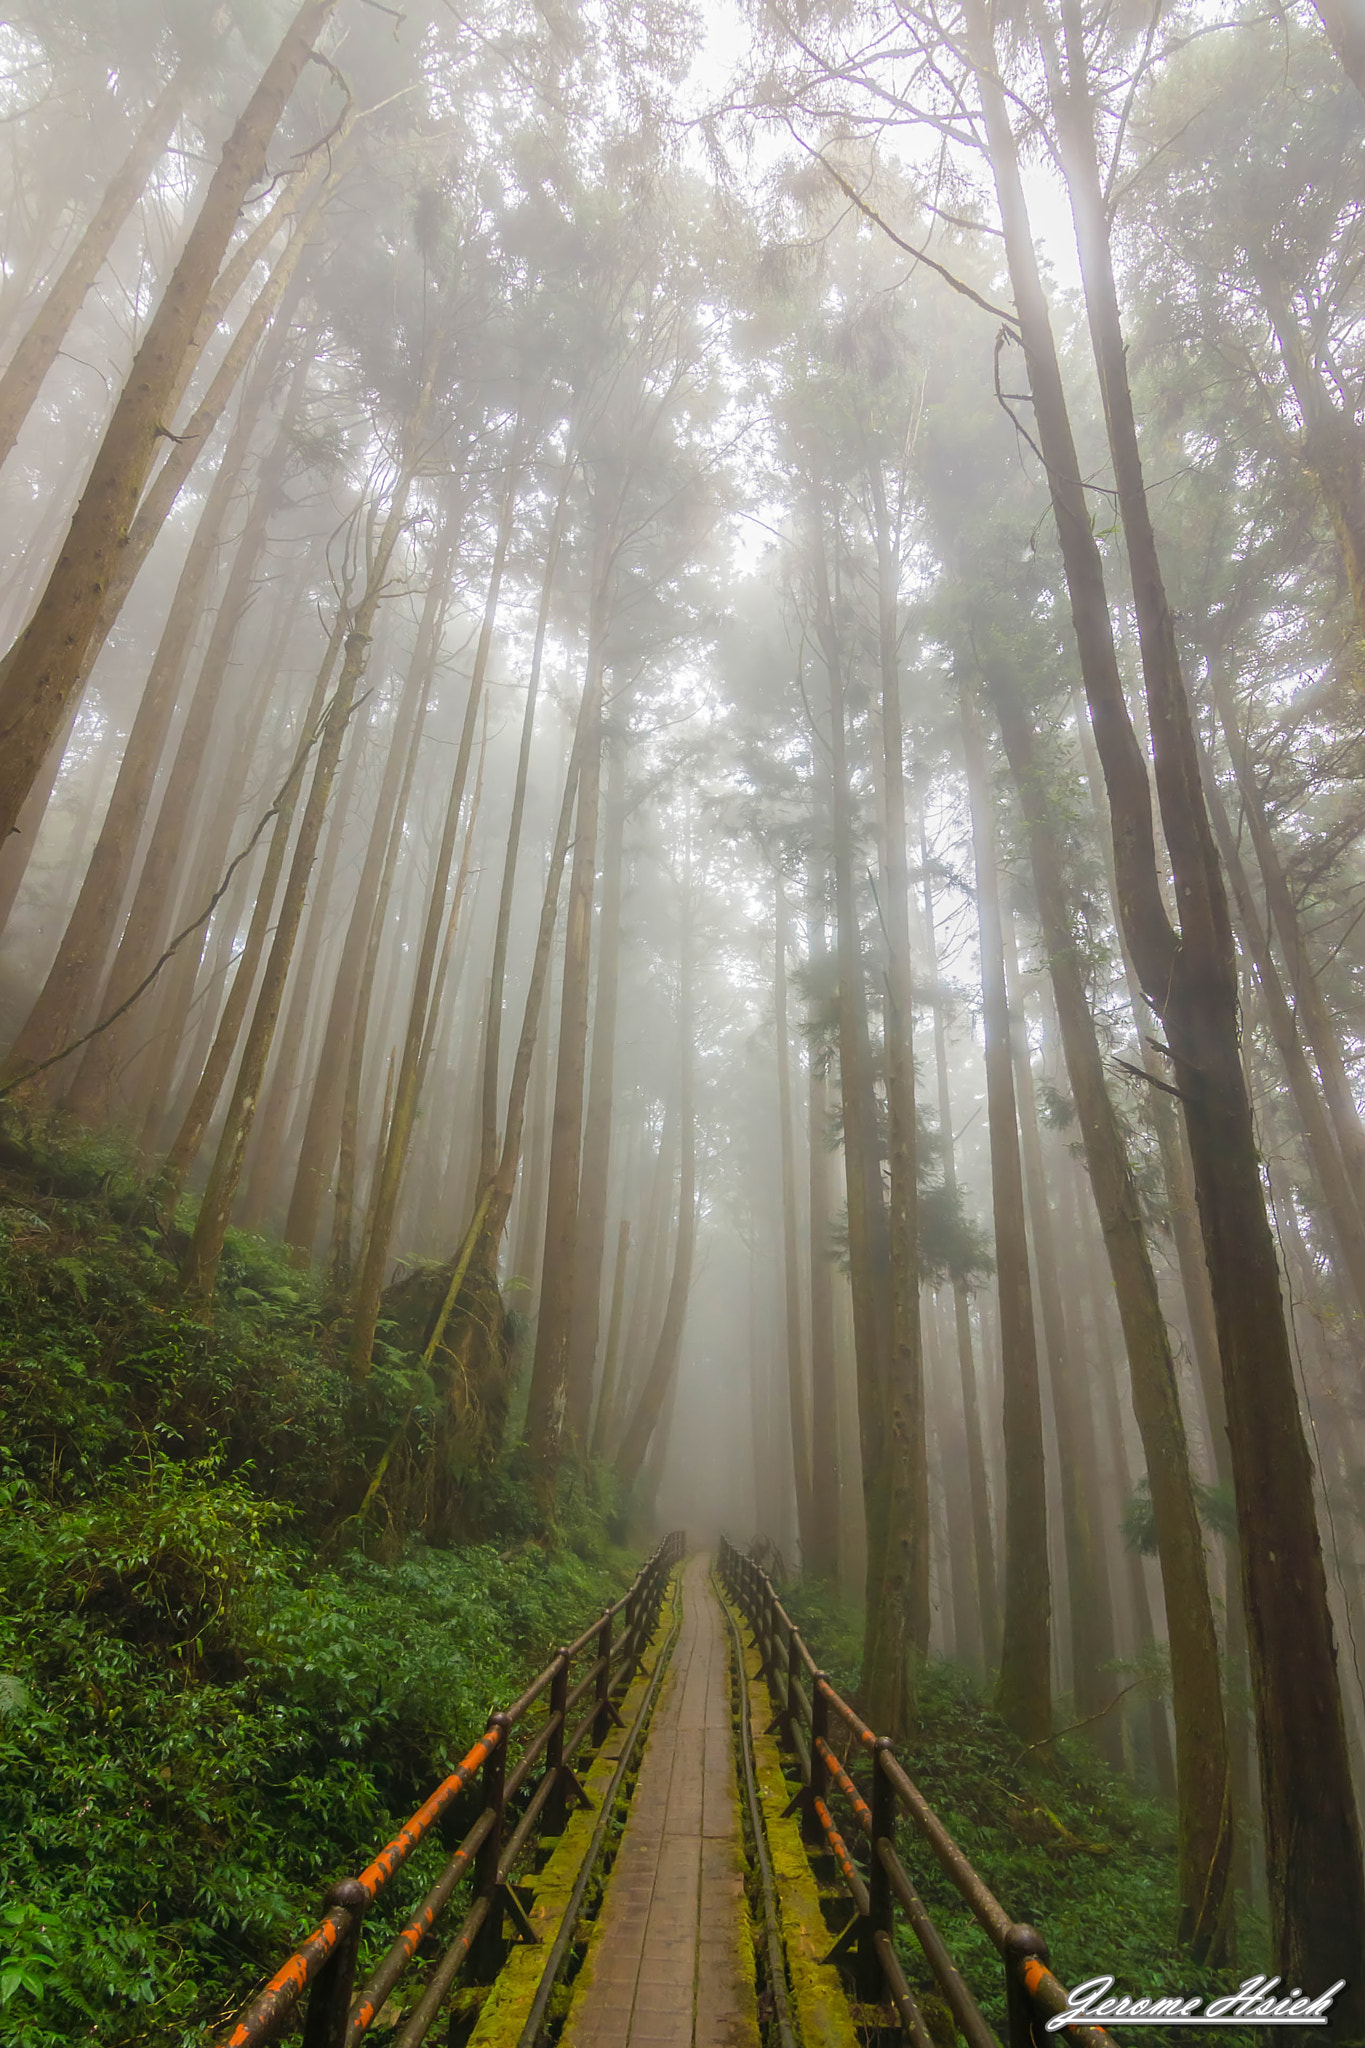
[561,1555,760,2048]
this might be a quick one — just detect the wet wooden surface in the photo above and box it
[561,1554,759,2048]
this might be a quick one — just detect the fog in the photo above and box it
[4,0,1365,1977]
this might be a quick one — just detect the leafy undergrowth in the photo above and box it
[781,1580,1269,2039]
[0,1123,636,2046]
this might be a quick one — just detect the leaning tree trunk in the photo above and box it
[996,0,1365,1988]
[959,679,1051,1746]
[0,0,342,847]
[182,455,414,1300]
[348,444,523,1378]
[1,325,309,1101]
[284,526,454,1259]
[0,62,190,474]
[994,680,1232,1955]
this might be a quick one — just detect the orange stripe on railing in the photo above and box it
[221,1725,503,2047]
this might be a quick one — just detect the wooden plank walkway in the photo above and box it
[561,1555,760,2048]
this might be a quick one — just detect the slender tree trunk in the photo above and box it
[867,466,930,1722]
[479,448,573,1183]
[524,555,610,1472]
[3,330,309,1100]
[959,680,1051,1745]
[284,533,453,1258]
[995,683,1232,1949]
[920,819,1000,1669]
[1197,720,1365,1313]
[565,720,629,1445]
[977,0,1365,1988]
[1003,909,1122,1767]
[812,525,898,1720]
[804,855,841,1583]
[590,1219,631,1460]
[182,458,414,1298]
[0,0,342,845]
[1208,658,1365,1224]
[774,875,815,1562]
[0,63,189,474]
[348,448,523,1376]
[617,903,697,1491]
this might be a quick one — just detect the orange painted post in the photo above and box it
[299,1879,367,2048]
[470,1714,511,1980]
[1004,1923,1050,2048]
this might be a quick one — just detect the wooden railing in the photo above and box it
[220,1531,686,2048]
[718,1535,1109,2048]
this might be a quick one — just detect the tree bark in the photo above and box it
[920,818,1000,1669]
[0,0,342,846]
[590,1218,631,1460]
[959,679,1051,1746]
[0,62,189,475]
[564,719,629,1445]
[1012,0,1365,1985]
[994,681,1232,1950]
[347,446,523,1376]
[617,902,697,1491]
[774,875,815,1562]
[2,325,309,1101]
[284,531,454,1258]
[867,462,930,1718]
[806,871,842,1585]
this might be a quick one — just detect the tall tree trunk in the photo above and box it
[347,447,524,1376]
[523,553,611,1473]
[590,1218,632,1460]
[2,327,309,1100]
[867,465,930,1722]
[479,447,573,1183]
[157,628,344,1207]
[0,63,189,474]
[182,460,413,1298]
[1208,658,1365,1224]
[774,875,815,1562]
[0,0,342,846]
[806,872,842,1584]
[284,531,453,1258]
[993,681,1231,1952]
[812,525,898,1722]
[920,819,1000,1669]
[1311,0,1365,100]
[617,904,696,1492]
[1002,908,1123,1768]
[959,680,1051,1745]
[976,0,1365,1989]
[1197,719,1365,1313]
[565,720,629,1445]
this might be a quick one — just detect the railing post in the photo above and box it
[300,1878,368,2048]
[782,1621,802,1752]
[869,1739,895,1940]
[594,1609,613,1744]
[470,1713,510,1979]
[544,1652,570,1833]
[1003,1922,1050,2048]
[805,1671,830,1846]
